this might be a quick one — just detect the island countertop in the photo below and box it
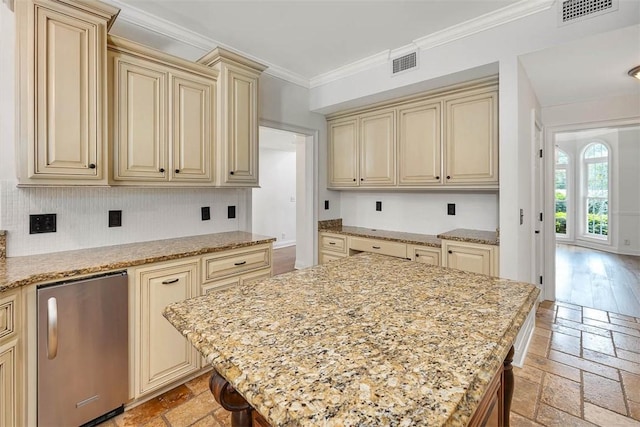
[164,252,538,426]
[0,231,275,292]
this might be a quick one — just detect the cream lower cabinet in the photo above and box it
[349,237,407,259]
[408,245,441,266]
[318,232,349,264]
[133,259,201,397]
[109,36,216,185]
[441,240,498,276]
[15,0,118,185]
[0,290,21,427]
[201,244,273,293]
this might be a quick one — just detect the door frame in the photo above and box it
[531,111,545,300]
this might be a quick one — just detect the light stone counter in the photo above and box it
[0,231,275,292]
[164,252,539,426]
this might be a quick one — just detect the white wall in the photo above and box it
[340,192,498,234]
[252,148,297,247]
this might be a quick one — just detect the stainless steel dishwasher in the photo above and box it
[37,271,128,427]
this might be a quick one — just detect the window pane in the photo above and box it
[555,169,567,235]
[555,169,567,191]
[587,162,608,197]
[556,149,568,165]
[584,143,608,159]
[586,198,608,237]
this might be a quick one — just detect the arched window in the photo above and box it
[555,148,569,237]
[582,142,609,239]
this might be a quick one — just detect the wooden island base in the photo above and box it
[209,346,515,427]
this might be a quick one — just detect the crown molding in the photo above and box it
[309,50,390,88]
[413,0,556,50]
[310,0,555,88]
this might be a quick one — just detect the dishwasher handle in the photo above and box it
[47,297,58,360]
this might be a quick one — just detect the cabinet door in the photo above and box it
[32,5,104,179]
[111,53,167,181]
[360,110,396,186]
[170,72,214,182]
[319,252,346,264]
[328,119,358,187]
[443,242,493,275]
[410,245,441,266]
[223,66,259,185]
[0,343,16,427]
[444,91,498,184]
[136,260,200,396]
[398,101,441,185]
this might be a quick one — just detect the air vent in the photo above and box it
[392,52,417,75]
[560,0,617,25]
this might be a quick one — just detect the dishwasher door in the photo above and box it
[37,272,129,427]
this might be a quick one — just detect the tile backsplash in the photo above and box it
[0,180,248,257]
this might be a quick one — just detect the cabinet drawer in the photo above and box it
[349,237,407,259]
[410,245,441,266]
[319,251,347,264]
[203,245,271,283]
[320,233,347,254]
[203,268,272,294]
[0,293,16,341]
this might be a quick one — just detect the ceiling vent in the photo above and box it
[392,52,418,76]
[559,0,618,25]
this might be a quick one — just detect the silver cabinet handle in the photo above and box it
[372,246,381,249]
[162,278,179,285]
[234,261,247,266]
[47,297,58,360]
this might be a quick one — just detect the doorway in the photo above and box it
[546,120,640,317]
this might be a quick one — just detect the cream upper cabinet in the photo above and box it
[328,119,359,187]
[133,259,201,396]
[398,101,442,185]
[198,48,266,187]
[444,91,498,185]
[360,110,396,186]
[108,36,216,185]
[16,0,119,185]
[442,240,498,276]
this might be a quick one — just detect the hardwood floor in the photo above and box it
[556,244,640,318]
[272,245,296,275]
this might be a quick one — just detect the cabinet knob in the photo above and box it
[352,178,356,182]
[415,253,420,257]
[435,176,440,180]
[230,171,235,175]
[360,178,364,181]
[88,163,96,169]
[175,169,180,173]
[448,250,453,254]
[159,168,165,173]
[446,176,451,180]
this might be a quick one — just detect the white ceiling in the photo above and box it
[116,0,517,79]
[259,127,299,152]
[520,24,640,107]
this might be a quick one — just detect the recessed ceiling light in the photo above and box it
[629,65,640,80]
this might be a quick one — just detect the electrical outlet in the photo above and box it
[30,214,56,234]
[376,201,382,212]
[201,206,211,221]
[228,206,236,219]
[447,204,456,216]
[108,210,122,227]
[624,239,631,246]
[324,200,329,210]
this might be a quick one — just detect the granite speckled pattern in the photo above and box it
[0,231,5,260]
[317,219,342,231]
[437,229,499,246]
[323,225,441,248]
[0,231,275,292]
[164,252,539,426]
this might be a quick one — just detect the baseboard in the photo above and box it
[512,305,536,368]
[294,260,311,270]
[567,240,640,256]
[273,240,296,249]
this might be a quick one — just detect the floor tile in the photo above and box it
[611,312,639,323]
[582,348,640,375]
[610,317,640,331]
[540,373,582,417]
[613,332,640,353]
[165,390,219,427]
[539,300,556,310]
[533,326,552,339]
[189,415,221,427]
[549,322,582,338]
[555,301,583,311]
[212,407,232,427]
[550,331,581,356]
[584,318,640,338]
[144,417,169,427]
[621,371,640,403]
[582,371,627,415]
[549,349,619,380]
[618,349,640,364]
[556,317,611,337]
[583,307,609,323]
[186,372,213,395]
[582,332,616,356]
[512,375,541,419]
[524,352,581,382]
[510,412,544,426]
[584,402,640,427]
[529,333,551,357]
[629,401,640,422]
[514,363,544,384]
[557,306,582,323]
[536,403,597,427]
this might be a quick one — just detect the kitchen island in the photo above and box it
[164,252,539,426]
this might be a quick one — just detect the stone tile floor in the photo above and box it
[102,300,640,426]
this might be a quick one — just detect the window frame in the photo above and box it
[554,147,571,241]
[579,140,611,244]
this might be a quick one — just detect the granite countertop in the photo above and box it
[164,252,539,426]
[436,229,499,246]
[0,231,276,292]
